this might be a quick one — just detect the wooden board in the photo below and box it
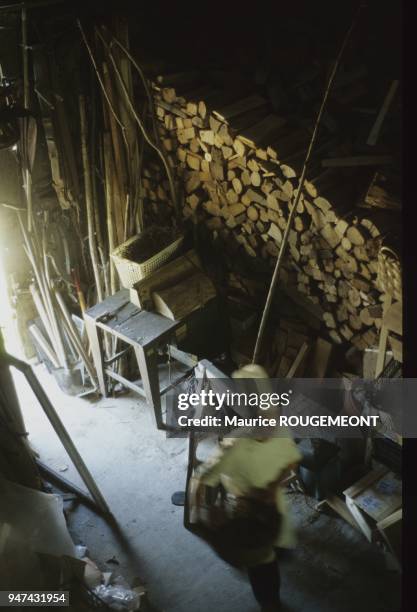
[344,466,388,499]
[383,300,402,336]
[308,337,333,378]
[130,250,201,309]
[388,335,403,363]
[321,155,393,168]
[316,495,359,530]
[375,295,393,377]
[352,471,401,522]
[285,342,310,378]
[367,80,399,146]
[152,271,216,320]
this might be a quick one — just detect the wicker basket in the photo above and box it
[377,246,402,301]
[111,229,184,288]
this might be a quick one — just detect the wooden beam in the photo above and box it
[322,155,393,168]
[375,295,393,377]
[286,342,309,378]
[308,337,333,378]
[367,80,399,146]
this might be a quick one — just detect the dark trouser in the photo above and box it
[247,555,281,608]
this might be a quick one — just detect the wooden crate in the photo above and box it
[343,466,402,542]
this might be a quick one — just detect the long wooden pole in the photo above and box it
[252,6,364,364]
[21,6,33,232]
[2,352,111,517]
[79,95,103,304]
[19,214,68,369]
[103,133,117,295]
[54,289,98,388]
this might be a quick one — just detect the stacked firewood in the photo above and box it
[136,81,401,350]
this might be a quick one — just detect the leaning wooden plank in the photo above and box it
[286,342,310,378]
[28,323,60,369]
[382,300,402,336]
[316,495,359,530]
[375,295,393,377]
[308,337,333,378]
[345,496,373,541]
[388,335,403,363]
[167,345,198,368]
[367,80,399,146]
[152,271,216,320]
[321,155,393,168]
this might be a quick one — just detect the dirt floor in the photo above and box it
[16,363,401,612]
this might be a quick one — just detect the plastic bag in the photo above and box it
[93,584,141,611]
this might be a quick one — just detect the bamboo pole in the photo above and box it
[133,129,145,233]
[41,227,69,368]
[79,94,104,304]
[101,66,127,246]
[90,89,109,299]
[28,324,60,369]
[22,7,29,109]
[54,290,98,388]
[29,284,56,351]
[19,215,68,369]
[21,7,33,232]
[101,61,128,197]
[103,133,117,295]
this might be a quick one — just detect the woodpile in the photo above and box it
[137,80,401,350]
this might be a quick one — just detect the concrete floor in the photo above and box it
[15,364,401,612]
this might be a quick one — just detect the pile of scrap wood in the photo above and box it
[18,216,97,391]
[136,74,401,351]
